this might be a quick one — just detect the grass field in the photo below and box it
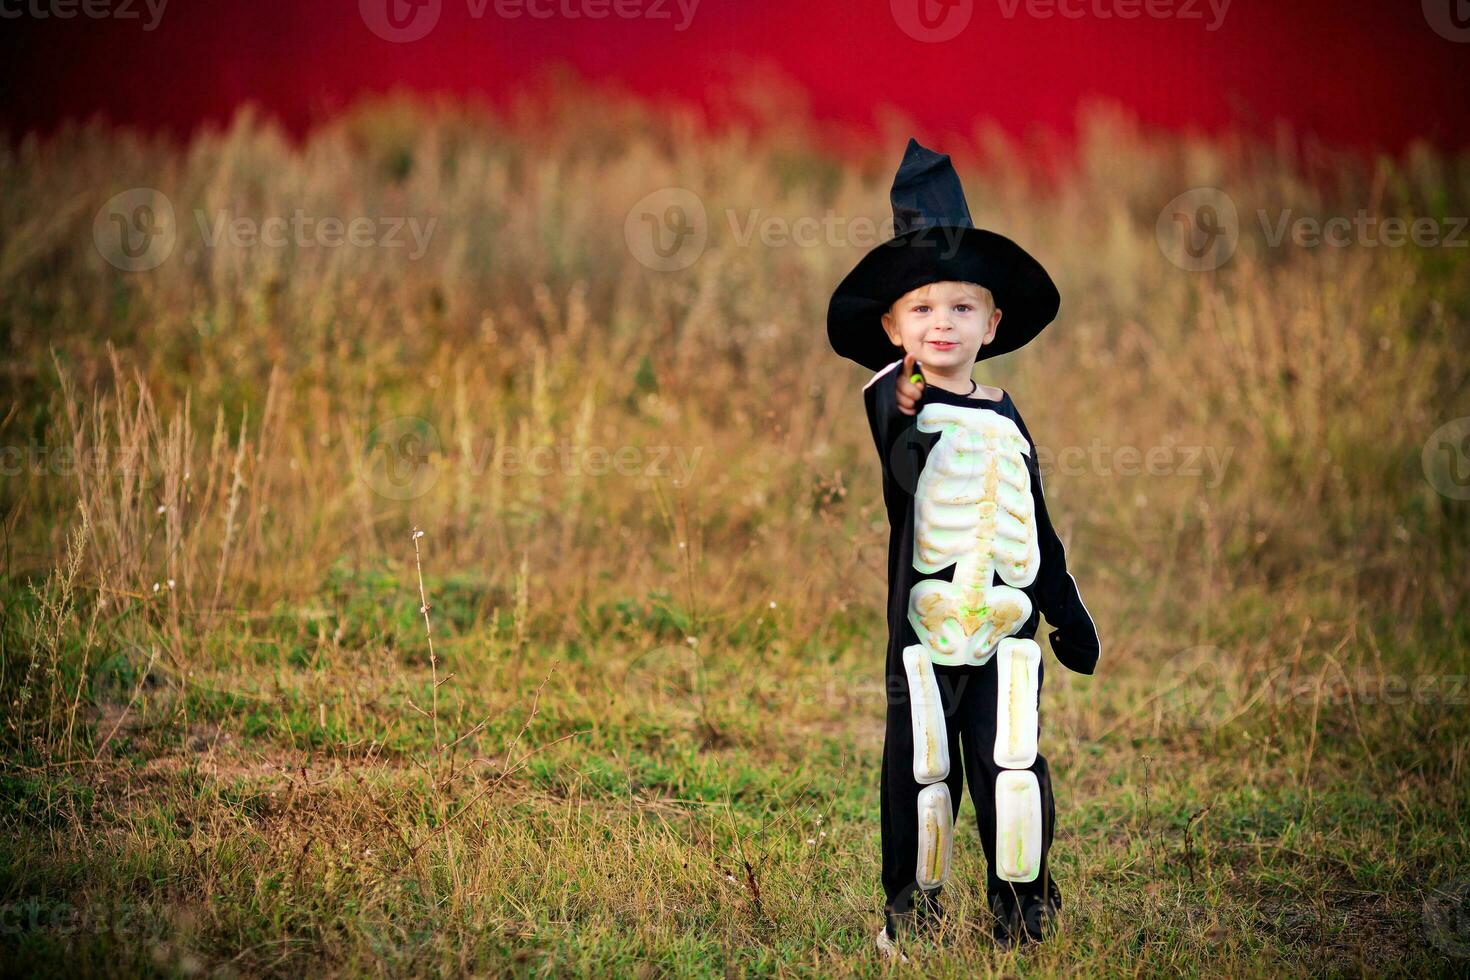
[2,88,1469,976]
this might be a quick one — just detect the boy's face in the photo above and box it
[880,281,1002,372]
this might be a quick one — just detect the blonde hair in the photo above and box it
[892,280,996,315]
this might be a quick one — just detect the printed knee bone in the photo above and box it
[915,783,954,888]
[993,638,1040,768]
[902,645,950,783]
[995,770,1042,883]
[1006,654,1028,759]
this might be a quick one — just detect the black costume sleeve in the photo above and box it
[863,358,906,464]
[1011,406,1101,675]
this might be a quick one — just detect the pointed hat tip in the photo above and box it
[903,136,941,160]
[889,135,971,232]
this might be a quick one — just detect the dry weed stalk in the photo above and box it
[403,526,588,855]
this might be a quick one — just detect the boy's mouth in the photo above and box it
[926,340,959,351]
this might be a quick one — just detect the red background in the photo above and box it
[2,0,1467,150]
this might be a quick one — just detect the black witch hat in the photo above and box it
[827,138,1059,372]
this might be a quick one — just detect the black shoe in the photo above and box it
[884,887,945,943]
[990,894,1023,949]
[991,879,1061,947]
[1018,889,1061,942]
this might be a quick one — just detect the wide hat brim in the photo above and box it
[827,225,1060,372]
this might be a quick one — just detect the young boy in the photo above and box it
[826,139,1100,957]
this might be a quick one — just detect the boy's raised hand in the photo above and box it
[896,351,925,415]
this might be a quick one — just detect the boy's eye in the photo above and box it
[954,304,972,313]
[914,305,930,313]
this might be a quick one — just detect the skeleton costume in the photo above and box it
[827,139,1100,950]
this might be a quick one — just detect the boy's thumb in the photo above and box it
[902,352,922,383]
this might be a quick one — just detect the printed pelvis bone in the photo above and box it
[908,404,1039,666]
[902,644,950,784]
[992,638,1041,769]
[915,781,955,889]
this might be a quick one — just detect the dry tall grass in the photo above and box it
[1,87,1467,975]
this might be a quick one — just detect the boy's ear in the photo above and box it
[983,306,1003,345]
[881,310,900,345]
